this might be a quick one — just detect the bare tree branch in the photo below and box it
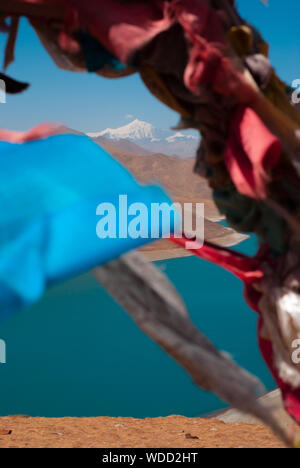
[94,251,293,446]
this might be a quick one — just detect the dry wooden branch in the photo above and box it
[93,251,294,447]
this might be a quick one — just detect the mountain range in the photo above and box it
[87,119,199,158]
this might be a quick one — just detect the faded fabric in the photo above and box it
[225,106,282,199]
[11,0,252,99]
[170,235,300,424]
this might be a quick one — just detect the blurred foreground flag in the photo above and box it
[0,126,179,318]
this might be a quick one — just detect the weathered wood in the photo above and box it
[93,251,294,446]
[215,390,294,426]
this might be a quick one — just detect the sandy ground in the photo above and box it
[0,415,285,448]
[0,392,290,448]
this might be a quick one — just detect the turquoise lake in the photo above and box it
[0,236,275,418]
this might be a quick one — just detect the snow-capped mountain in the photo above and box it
[88,119,166,141]
[87,119,199,158]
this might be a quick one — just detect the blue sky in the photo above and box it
[1,0,299,132]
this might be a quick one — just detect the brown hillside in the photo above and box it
[97,140,218,220]
[96,142,248,259]
[58,127,247,258]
